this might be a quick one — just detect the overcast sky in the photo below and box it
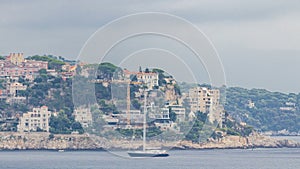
[1,0,300,93]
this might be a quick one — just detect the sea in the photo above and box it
[0,137,299,169]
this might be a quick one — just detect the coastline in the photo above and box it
[0,132,299,151]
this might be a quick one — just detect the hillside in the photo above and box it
[225,87,300,134]
[1,57,298,138]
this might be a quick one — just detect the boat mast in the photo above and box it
[143,91,147,151]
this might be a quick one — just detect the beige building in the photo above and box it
[7,53,24,65]
[189,87,220,113]
[18,106,52,132]
[136,72,158,89]
[74,107,92,127]
[189,87,224,127]
[8,82,27,97]
[0,53,48,80]
[4,82,27,104]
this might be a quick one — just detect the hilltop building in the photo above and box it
[123,69,158,89]
[6,53,24,65]
[136,72,158,89]
[0,53,48,80]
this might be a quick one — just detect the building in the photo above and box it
[123,69,159,89]
[74,107,93,128]
[280,102,296,112]
[6,53,24,65]
[0,53,48,80]
[116,109,143,126]
[3,81,27,104]
[61,63,76,79]
[8,82,26,97]
[136,72,159,89]
[169,105,186,122]
[17,106,52,132]
[147,102,170,120]
[189,87,220,113]
[189,87,224,127]
[6,96,26,104]
[247,100,255,109]
[62,63,77,72]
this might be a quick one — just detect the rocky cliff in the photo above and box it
[0,132,299,150]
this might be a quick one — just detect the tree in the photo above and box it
[49,111,73,134]
[38,69,47,75]
[71,121,84,134]
[27,55,65,71]
[169,111,177,122]
[145,68,150,73]
[184,111,207,142]
[48,133,55,140]
[131,99,141,110]
[97,62,118,80]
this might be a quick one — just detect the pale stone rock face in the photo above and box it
[0,132,299,150]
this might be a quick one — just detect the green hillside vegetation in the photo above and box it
[27,55,65,71]
[225,87,300,133]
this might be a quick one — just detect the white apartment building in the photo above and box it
[18,106,52,132]
[74,107,93,128]
[147,102,170,120]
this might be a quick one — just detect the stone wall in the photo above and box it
[0,132,299,150]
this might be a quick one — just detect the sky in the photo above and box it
[0,0,300,93]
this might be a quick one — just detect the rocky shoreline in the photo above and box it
[0,132,299,151]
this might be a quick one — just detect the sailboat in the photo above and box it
[127,91,169,157]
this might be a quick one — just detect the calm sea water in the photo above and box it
[0,148,299,169]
